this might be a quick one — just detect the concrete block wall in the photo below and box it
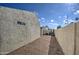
[0,6,40,54]
[55,23,75,54]
[75,22,79,54]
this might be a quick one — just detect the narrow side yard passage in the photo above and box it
[8,35,64,55]
[8,35,51,55]
[48,36,64,55]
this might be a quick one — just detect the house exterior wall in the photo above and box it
[0,7,40,54]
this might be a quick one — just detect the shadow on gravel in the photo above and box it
[48,36,64,55]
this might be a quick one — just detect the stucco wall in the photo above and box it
[75,22,79,54]
[55,23,75,54]
[0,7,40,54]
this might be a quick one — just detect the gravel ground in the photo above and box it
[8,35,51,55]
[48,36,64,55]
[8,35,64,55]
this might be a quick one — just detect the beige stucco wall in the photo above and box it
[75,22,79,54]
[55,23,75,54]
[0,7,40,54]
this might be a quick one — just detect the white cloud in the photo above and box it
[73,10,79,15]
[50,20,54,22]
[58,16,62,18]
[69,19,74,22]
[42,20,45,22]
[39,17,45,22]
[63,19,75,25]
[64,15,67,19]
[63,20,66,23]
[76,10,79,13]
[63,15,69,24]
[63,19,69,24]
[49,23,59,26]
[41,17,45,19]
[68,19,74,23]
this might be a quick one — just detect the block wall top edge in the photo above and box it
[0,6,35,16]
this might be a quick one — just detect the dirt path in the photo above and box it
[8,35,51,55]
[48,36,64,55]
[8,35,64,55]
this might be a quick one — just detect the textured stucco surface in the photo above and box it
[0,7,40,54]
[75,22,79,54]
[55,23,75,54]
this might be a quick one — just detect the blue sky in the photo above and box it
[0,3,79,29]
